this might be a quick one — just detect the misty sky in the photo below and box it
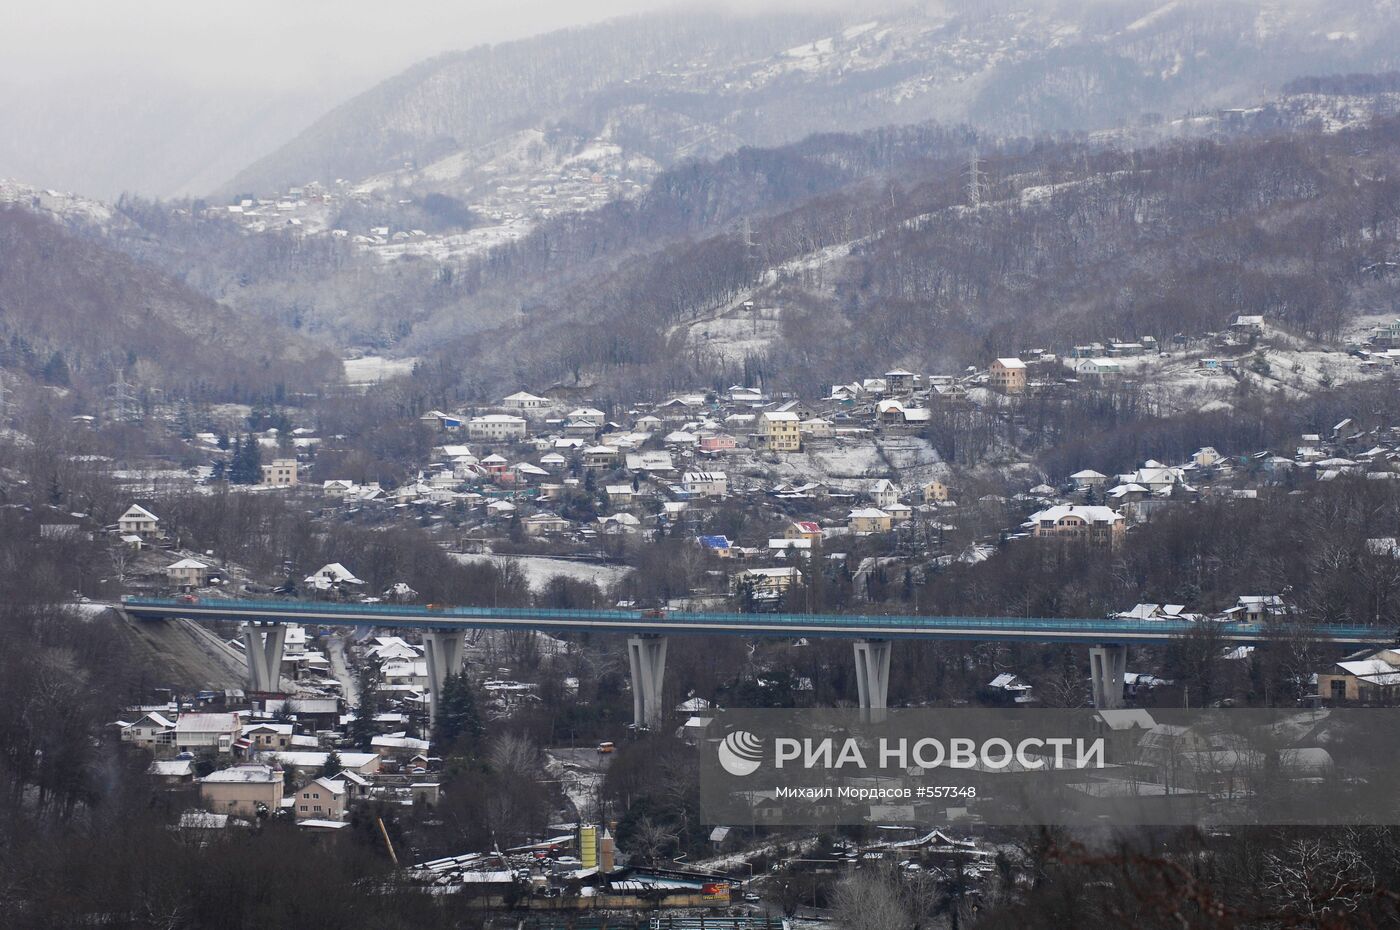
[0,0,699,198]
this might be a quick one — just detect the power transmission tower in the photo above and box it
[106,371,140,423]
[966,151,983,208]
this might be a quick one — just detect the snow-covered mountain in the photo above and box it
[223,0,1400,199]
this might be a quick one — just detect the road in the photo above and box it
[326,632,359,705]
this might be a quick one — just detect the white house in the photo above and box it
[466,415,528,441]
[118,504,160,538]
[502,391,548,410]
[682,472,728,498]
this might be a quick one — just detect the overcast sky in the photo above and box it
[0,1,687,91]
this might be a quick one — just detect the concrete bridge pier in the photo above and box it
[423,630,468,727]
[241,622,287,693]
[1089,644,1127,709]
[627,635,668,730]
[853,639,892,720]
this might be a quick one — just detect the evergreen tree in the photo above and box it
[42,351,70,386]
[320,749,343,779]
[432,671,484,756]
[349,657,383,751]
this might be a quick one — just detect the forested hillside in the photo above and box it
[225,0,1400,198]
[418,114,1400,400]
[0,207,341,402]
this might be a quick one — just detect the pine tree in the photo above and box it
[320,749,343,779]
[432,671,483,756]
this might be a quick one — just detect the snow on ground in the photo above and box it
[342,355,418,386]
[451,553,632,593]
[768,436,946,491]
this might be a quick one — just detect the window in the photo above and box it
[1331,679,1347,700]
[300,805,307,812]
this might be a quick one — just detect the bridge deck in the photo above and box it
[120,597,1385,645]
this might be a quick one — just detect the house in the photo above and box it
[118,504,160,538]
[1226,595,1290,622]
[800,417,833,439]
[1069,469,1109,491]
[696,535,734,556]
[166,558,210,590]
[1318,647,1400,703]
[121,712,176,750]
[582,446,618,469]
[848,508,893,535]
[869,478,899,509]
[523,513,570,536]
[699,433,737,453]
[303,563,364,594]
[922,480,949,504]
[502,391,548,410]
[1232,315,1265,335]
[259,458,298,486]
[886,502,913,522]
[885,370,915,394]
[606,485,636,507]
[758,411,801,452]
[174,712,241,754]
[768,538,812,557]
[199,764,284,819]
[1026,505,1126,546]
[295,776,348,821]
[147,758,196,785]
[682,472,728,498]
[242,723,295,752]
[785,521,823,541]
[1192,447,1222,468]
[567,407,607,426]
[733,566,803,603]
[1074,358,1123,381]
[989,358,1026,394]
[987,672,1035,704]
[466,415,527,441]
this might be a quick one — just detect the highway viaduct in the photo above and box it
[121,597,1387,727]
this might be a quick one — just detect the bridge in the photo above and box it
[122,596,1386,726]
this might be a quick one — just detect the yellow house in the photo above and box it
[295,776,348,821]
[922,480,949,504]
[260,458,298,486]
[785,521,823,541]
[989,358,1027,394]
[199,764,284,818]
[1318,648,1400,703]
[848,508,893,535]
[759,411,801,452]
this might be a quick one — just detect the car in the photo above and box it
[744,893,761,904]
[177,594,199,604]
[596,741,615,754]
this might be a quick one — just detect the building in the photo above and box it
[174,713,242,754]
[800,417,833,439]
[166,558,210,590]
[466,415,528,441]
[870,478,899,509]
[758,411,801,452]
[121,712,176,750]
[118,504,160,538]
[682,471,728,498]
[199,764,284,819]
[922,480,949,504]
[1027,505,1126,546]
[502,391,548,410]
[294,776,348,821]
[989,358,1027,394]
[848,508,893,535]
[885,369,915,394]
[733,566,803,603]
[1318,647,1400,703]
[259,458,298,486]
[785,521,823,541]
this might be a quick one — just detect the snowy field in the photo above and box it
[451,553,632,593]
[342,355,418,386]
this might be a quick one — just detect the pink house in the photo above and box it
[700,434,737,453]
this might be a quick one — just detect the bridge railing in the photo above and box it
[120,596,1383,641]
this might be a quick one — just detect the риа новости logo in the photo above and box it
[717,730,764,776]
